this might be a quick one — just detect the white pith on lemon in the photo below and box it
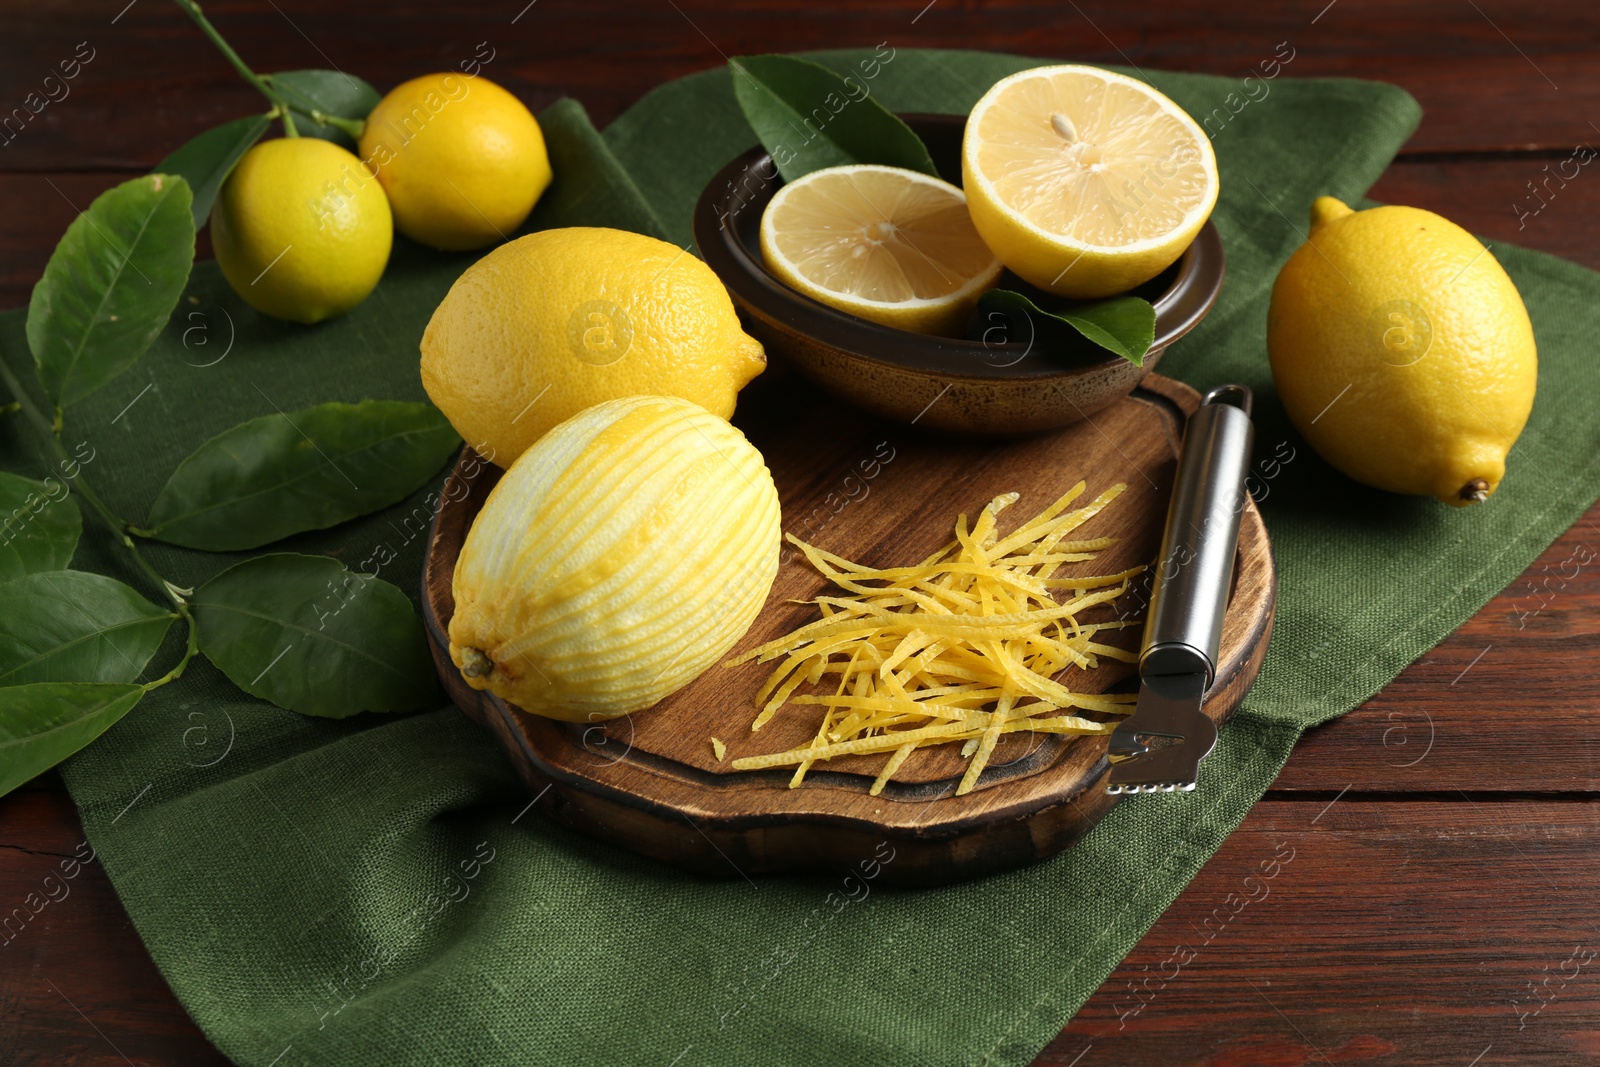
[961,64,1218,298]
[448,395,780,722]
[759,164,1002,336]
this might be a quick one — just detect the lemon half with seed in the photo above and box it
[759,164,1002,336]
[962,65,1218,299]
[212,138,392,324]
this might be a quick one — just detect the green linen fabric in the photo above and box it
[3,48,1596,1067]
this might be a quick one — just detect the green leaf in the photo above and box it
[0,682,144,798]
[0,471,82,582]
[192,553,437,718]
[26,173,197,409]
[142,399,460,552]
[266,70,381,148]
[974,289,1157,366]
[154,115,272,227]
[0,571,173,686]
[729,55,938,182]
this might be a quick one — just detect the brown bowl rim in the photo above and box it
[693,111,1225,382]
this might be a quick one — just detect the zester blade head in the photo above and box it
[1106,672,1217,794]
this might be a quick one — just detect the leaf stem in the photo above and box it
[172,0,300,137]
[0,349,58,442]
[312,110,366,139]
[143,611,200,691]
[0,352,199,692]
[0,356,188,612]
[257,77,366,139]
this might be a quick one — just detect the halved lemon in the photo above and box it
[962,65,1218,299]
[759,164,1003,336]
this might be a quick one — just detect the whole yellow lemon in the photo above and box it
[358,73,550,251]
[421,226,766,467]
[211,137,392,324]
[449,394,781,721]
[1268,197,1536,506]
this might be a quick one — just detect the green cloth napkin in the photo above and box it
[5,48,1598,1067]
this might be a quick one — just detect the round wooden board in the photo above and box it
[421,372,1276,886]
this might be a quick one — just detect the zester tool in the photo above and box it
[1107,384,1255,794]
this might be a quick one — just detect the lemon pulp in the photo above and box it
[962,65,1218,297]
[759,164,1001,336]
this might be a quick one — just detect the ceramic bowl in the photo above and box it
[693,112,1225,435]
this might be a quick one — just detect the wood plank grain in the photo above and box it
[0,171,217,313]
[1369,156,1600,273]
[0,172,116,313]
[1048,797,1600,1065]
[0,0,1595,174]
[9,791,1600,1065]
[1275,512,1600,793]
[0,785,231,1066]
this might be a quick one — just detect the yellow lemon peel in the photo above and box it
[726,482,1139,796]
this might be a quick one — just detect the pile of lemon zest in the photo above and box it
[733,719,997,769]
[731,712,1112,770]
[726,482,1139,794]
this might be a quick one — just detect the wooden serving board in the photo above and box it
[421,372,1276,885]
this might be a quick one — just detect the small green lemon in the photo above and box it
[359,73,551,251]
[211,137,392,324]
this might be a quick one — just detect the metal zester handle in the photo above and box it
[1140,384,1256,684]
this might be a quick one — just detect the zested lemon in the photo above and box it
[962,65,1218,298]
[449,395,781,721]
[759,164,1002,336]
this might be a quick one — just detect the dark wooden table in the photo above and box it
[4,2,1598,1063]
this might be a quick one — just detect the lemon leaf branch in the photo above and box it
[0,357,185,609]
[140,608,202,691]
[0,357,201,687]
[258,76,367,139]
[172,0,300,137]
[310,111,366,139]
